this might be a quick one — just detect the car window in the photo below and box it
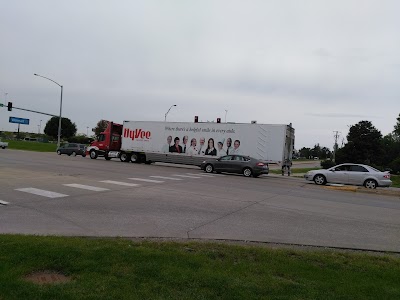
[69,143,77,148]
[334,165,349,171]
[79,145,86,149]
[349,165,368,172]
[220,156,233,161]
[233,156,243,161]
[243,157,251,162]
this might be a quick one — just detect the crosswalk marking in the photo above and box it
[0,200,9,205]
[150,176,183,181]
[128,178,165,183]
[16,188,68,198]
[186,173,216,177]
[173,174,202,179]
[63,184,109,191]
[100,180,140,187]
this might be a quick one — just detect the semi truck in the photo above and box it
[87,120,295,167]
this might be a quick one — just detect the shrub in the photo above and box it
[321,160,335,169]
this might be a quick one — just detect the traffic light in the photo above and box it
[194,116,198,123]
[217,118,221,123]
[7,102,12,111]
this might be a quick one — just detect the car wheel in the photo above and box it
[71,151,77,157]
[1,146,5,149]
[82,154,86,157]
[205,164,214,173]
[313,174,327,185]
[90,150,98,159]
[364,179,377,189]
[57,150,61,155]
[243,168,252,177]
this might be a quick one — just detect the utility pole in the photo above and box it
[333,131,340,163]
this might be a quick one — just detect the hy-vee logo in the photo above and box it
[123,128,151,141]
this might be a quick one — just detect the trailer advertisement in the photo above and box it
[121,121,290,163]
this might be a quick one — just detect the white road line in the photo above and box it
[128,178,165,183]
[0,200,9,205]
[149,176,183,181]
[186,173,216,177]
[173,174,202,179]
[63,184,110,191]
[16,188,68,198]
[100,180,140,187]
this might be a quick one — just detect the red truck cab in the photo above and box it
[87,121,123,160]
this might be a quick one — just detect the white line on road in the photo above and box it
[186,173,216,177]
[173,174,202,179]
[100,180,140,187]
[150,176,183,181]
[0,200,9,205]
[16,188,68,198]
[63,184,110,191]
[128,178,165,183]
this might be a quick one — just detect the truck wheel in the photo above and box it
[243,168,252,177]
[104,153,111,160]
[120,152,129,162]
[205,164,214,173]
[90,150,98,159]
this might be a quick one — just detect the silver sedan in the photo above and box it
[304,163,392,189]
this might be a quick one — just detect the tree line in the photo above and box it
[298,114,400,174]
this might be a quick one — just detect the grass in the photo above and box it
[3,140,57,152]
[0,235,399,300]
[391,175,400,188]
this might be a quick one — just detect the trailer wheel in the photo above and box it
[130,153,138,163]
[90,150,98,159]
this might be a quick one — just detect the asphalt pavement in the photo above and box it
[1,149,399,252]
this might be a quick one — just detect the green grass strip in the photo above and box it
[3,140,57,152]
[0,235,399,299]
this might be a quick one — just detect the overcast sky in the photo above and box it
[1,0,399,148]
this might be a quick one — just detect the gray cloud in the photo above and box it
[1,0,399,149]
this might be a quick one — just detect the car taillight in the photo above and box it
[256,162,264,166]
[383,174,390,179]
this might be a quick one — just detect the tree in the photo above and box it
[393,113,400,140]
[298,147,311,158]
[336,121,382,165]
[44,117,77,140]
[93,120,109,136]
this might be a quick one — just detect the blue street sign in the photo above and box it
[9,117,30,125]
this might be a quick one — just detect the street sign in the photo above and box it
[9,117,30,125]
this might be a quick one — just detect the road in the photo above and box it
[1,150,399,252]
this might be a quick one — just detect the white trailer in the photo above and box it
[119,121,295,166]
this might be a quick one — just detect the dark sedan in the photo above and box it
[56,143,87,157]
[200,155,269,177]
